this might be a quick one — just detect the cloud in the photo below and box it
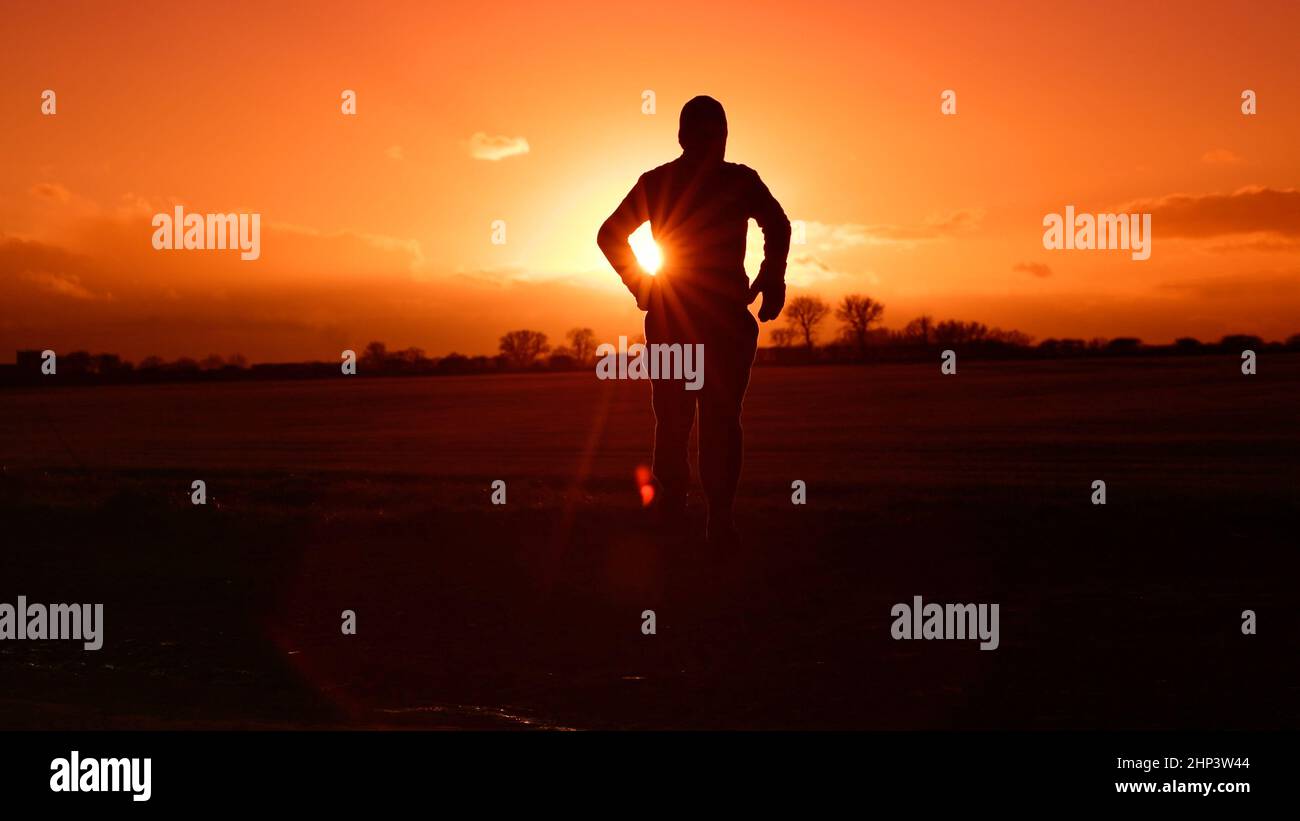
[1156,270,1300,301]
[467,132,530,161]
[785,253,872,287]
[0,235,99,285]
[798,211,983,250]
[22,270,106,300]
[1013,261,1052,278]
[800,222,873,250]
[1205,236,1300,254]
[744,223,872,285]
[270,222,429,274]
[0,211,639,363]
[1200,148,1243,165]
[29,182,72,203]
[1121,186,1300,239]
[741,215,956,286]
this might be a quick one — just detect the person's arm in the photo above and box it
[744,168,791,321]
[597,175,655,310]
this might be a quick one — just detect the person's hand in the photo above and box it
[748,276,785,322]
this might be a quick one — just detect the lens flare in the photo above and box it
[635,464,655,506]
[628,222,662,274]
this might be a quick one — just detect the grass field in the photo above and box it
[2,354,1297,729]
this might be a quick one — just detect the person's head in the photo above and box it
[678,95,727,161]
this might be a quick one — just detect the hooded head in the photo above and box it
[678,95,727,163]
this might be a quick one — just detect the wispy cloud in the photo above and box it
[29,182,72,203]
[23,270,107,300]
[269,222,429,274]
[799,211,983,250]
[1013,261,1052,278]
[1121,186,1300,239]
[1157,270,1300,300]
[467,132,530,161]
[1200,148,1243,165]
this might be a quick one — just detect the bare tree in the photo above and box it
[836,294,885,354]
[1219,334,1262,350]
[769,327,798,348]
[361,341,388,368]
[934,320,989,347]
[499,329,550,368]
[903,315,934,345]
[784,295,830,349]
[393,347,427,364]
[93,353,124,374]
[63,350,93,375]
[987,328,1034,347]
[566,327,597,366]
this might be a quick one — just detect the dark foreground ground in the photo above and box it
[1,354,1297,729]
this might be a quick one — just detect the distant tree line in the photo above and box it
[4,295,1299,387]
[756,293,1300,365]
[2,350,251,381]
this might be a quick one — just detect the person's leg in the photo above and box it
[650,373,694,512]
[698,311,758,540]
[645,309,695,515]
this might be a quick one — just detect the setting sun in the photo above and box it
[628,222,663,274]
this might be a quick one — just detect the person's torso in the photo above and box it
[641,158,754,304]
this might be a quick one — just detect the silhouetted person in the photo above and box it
[598,95,790,546]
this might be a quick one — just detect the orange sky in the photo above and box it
[3,0,1299,361]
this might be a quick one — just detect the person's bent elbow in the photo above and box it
[596,220,620,255]
[774,213,792,243]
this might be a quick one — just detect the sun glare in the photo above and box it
[628,222,663,274]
